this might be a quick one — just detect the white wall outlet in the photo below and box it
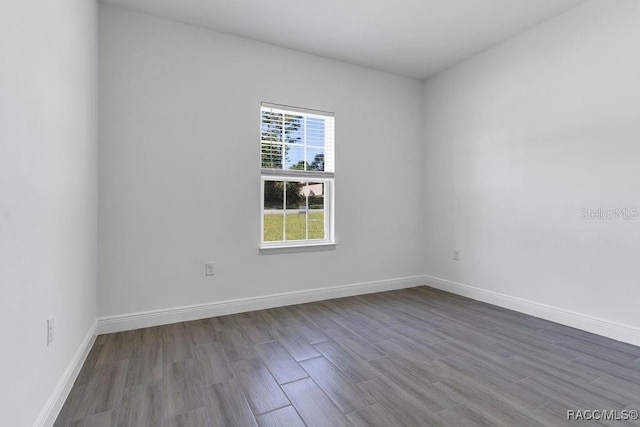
[205,262,215,276]
[47,317,54,345]
[453,249,460,261]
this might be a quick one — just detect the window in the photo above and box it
[260,103,335,249]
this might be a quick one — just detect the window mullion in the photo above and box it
[282,180,287,241]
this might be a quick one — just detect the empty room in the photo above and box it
[3,0,640,425]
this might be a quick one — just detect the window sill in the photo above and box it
[259,242,336,255]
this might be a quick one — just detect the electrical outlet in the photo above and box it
[205,262,215,276]
[47,317,54,345]
[453,249,460,261]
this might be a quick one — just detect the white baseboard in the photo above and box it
[97,272,640,343]
[424,275,640,346]
[97,275,427,334]
[35,321,97,427]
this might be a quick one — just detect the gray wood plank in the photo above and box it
[71,410,118,427]
[531,402,591,427]
[389,314,448,343]
[162,323,195,363]
[74,344,103,386]
[237,320,275,345]
[347,403,403,427]
[162,407,210,427]
[325,327,385,361]
[378,328,450,360]
[504,354,600,386]
[335,315,386,342]
[291,318,330,345]
[135,326,164,348]
[358,376,445,426]
[273,326,321,361]
[184,318,218,344]
[210,314,242,331]
[231,358,290,415]
[255,406,305,427]
[293,304,345,330]
[437,404,501,427]
[435,335,513,361]
[75,360,128,418]
[374,338,430,363]
[255,341,308,385]
[195,341,234,386]
[125,344,162,387]
[315,299,349,317]
[558,337,640,364]
[117,382,162,427]
[202,380,258,427]
[314,340,378,383]
[609,341,640,358]
[54,385,87,427]
[540,323,616,346]
[502,377,591,412]
[281,378,352,427]
[435,377,546,427]
[97,332,136,364]
[437,354,526,388]
[490,337,582,363]
[299,356,374,413]
[219,328,259,362]
[162,359,203,418]
[528,371,629,410]
[348,297,399,324]
[588,376,640,406]
[572,355,640,385]
[368,356,456,412]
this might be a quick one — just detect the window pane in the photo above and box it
[261,111,283,142]
[264,213,283,242]
[263,181,284,242]
[308,211,324,240]
[284,114,304,144]
[261,142,283,169]
[307,182,324,209]
[306,148,324,171]
[285,181,307,241]
[307,182,325,240]
[306,117,325,147]
[264,181,284,209]
[285,181,305,210]
[284,145,305,170]
[285,211,307,240]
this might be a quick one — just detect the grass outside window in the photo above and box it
[264,211,325,242]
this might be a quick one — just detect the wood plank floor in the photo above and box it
[55,286,640,426]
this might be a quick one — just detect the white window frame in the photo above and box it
[260,103,335,251]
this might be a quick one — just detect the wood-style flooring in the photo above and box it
[55,286,640,426]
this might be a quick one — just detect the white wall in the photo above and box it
[0,0,98,425]
[98,5,424,317]
[423,0,640,331]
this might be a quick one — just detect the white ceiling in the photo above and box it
[100,0,585,80]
